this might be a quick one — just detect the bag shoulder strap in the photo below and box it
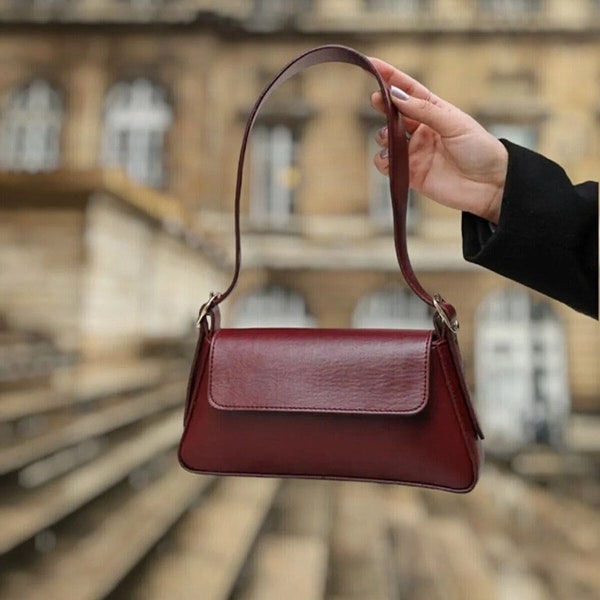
[203,45,458,332]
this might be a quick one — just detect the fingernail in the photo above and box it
[379,148,389,160]
[391,85,410,101]
[378,125,387,139]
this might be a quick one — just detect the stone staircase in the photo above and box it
[0,327,598,600]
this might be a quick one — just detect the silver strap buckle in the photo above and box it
[195,292,220,329]
[433,294,459,333]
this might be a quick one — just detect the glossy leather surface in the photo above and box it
[179,332,483,492]
[208,329,432,415]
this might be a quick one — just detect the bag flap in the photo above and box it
[208,328,432,415]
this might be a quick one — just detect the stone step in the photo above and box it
[235,534,329,600]
[0,463,212,600]
[328,482,396,600]
[0,380,185,475]
[233,479,332,600]
[0,410,182,554]
[123,477,281,600]
[0,357,186,423]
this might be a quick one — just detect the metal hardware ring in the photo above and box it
[195,291,220,329]
[433,294,459,333]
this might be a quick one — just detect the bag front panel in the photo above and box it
[178,334,481,492]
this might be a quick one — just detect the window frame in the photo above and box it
[232,286,316,328]
[0,78,63,173]
[249,122,300,230]
[475,288,570,453]
[353,287,431,330]
[101,78,173,188]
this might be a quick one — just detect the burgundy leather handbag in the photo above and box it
[179,45,484,493]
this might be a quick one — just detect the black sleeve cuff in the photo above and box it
[462,140,598,319]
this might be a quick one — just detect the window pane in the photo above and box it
[101,79,172,187]
[475,289,570,453]
[367,126,417,231]
[480,0,540,16]
[353,287,430,329]
[250,124,297,227]
[232,286,315,328]
[365,0,421,13]
[0,79,63,172]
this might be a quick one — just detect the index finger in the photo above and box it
[368,58,432,100]
[371,90,421,136]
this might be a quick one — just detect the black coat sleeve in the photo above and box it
[462,140,598,319]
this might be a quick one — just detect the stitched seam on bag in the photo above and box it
[208,333,432,414]
[207,336,431,413]
[449,339,484,440]
[417,333,431,412]
[437,342,478,485]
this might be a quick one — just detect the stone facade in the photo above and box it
[0,0,598,419]
[0,172,227,357]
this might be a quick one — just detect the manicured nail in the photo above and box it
[379,148,389,160]
[391,85,410,101]
[378,125,387,139]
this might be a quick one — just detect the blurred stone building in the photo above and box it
[0,0,598,451]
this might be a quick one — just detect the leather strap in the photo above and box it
[213,45,443,314]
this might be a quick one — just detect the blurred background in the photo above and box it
[0,1,598,598]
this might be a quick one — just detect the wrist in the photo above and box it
[484,186,503,224]
[481,141,508,224]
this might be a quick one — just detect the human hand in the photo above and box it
[370,58,508,224]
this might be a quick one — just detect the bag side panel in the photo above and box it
[434,339,484,481]
[182,330,211,426]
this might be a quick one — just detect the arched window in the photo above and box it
[12,0,70,9]
[101,79,172,187]
[475,288,569,453]
[367,126,418,232]
[365,0,422,14]
[126,0,165,7]
[479,0,541,19]
[0,79,63,172]
[250,124,298,228]
[353,287,430,329]
[232,286,315,328]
